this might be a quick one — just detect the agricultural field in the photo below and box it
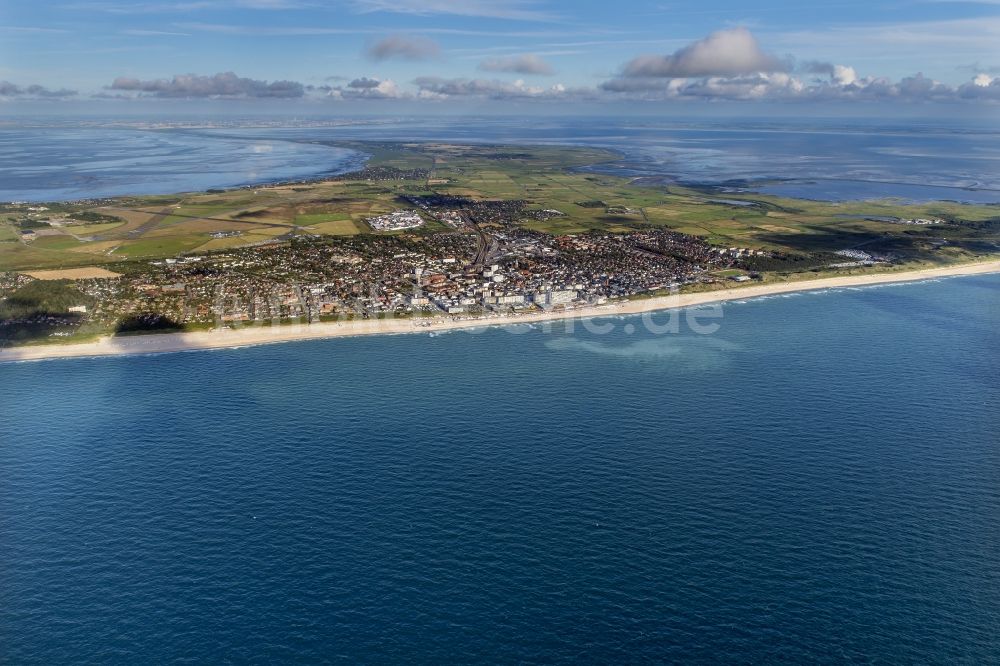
[2,141,999,273]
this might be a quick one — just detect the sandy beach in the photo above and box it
[3,260,998,363]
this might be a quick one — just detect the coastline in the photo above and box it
[3,260,999,364]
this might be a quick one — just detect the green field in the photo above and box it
[114,236,209,257]
[294,213,362,235]
[2,141,998,272]
[69,221,126,236]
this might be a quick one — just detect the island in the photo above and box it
[2,141,999,361]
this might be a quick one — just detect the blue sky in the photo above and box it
[1,0,999,107]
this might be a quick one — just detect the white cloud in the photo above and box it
[601,62,999,104]
[324,76,405,99]
[959,74,1000,99]
[603,71,801,99]
[684,72,804,99]
[832,65,857,86]
[621,27,787,78]
[597,25,1000,104]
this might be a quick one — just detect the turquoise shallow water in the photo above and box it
[1,275,998,662]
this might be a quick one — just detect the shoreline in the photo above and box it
[3,260,999,364]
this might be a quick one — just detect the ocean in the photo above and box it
[3,117,1000,203]
[2,274,998,662]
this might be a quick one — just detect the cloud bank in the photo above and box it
[321,77,405,99]
[109,71,305,98]
[414,76,570,98]
[0,82,78,98]
[92,68,1000,105]
[598,27,998,104]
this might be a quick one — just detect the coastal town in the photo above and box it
[0,212,773,342]
[2,140,997,347]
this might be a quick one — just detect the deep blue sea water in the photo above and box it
[2,275,998,662]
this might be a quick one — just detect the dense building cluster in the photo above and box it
[2,197,774,340]
[366,210,425,231]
